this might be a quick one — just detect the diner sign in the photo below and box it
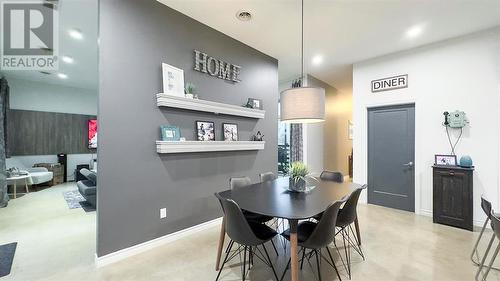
[371,74,408,93]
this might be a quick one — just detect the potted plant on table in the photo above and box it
[289,162,309,192]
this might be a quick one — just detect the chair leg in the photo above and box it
[280,258,291,281]
[271,239,279,256]
[314,249,322,281]
[262,244,279,281]
[300,247,306,270]
[326,247,342,281]
[476,234,496,280]
[472,218,490,265]
[215,240,234,281]
[226,240,234,254]
[242,246,247,281]
[354,217,361,246]
[341,228,351,279]
[348,224,364,260]
[482,243,500,281]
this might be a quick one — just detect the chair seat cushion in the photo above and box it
[243,210,273,223]
[248,221,277,241]
[281,221,317,243]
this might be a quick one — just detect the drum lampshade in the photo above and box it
[280,87,325,123]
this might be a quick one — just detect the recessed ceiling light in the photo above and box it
[57,73,68,79]
[68,28,83,40]
[312,55,323,66]
[236,10,252,21]
[61,56,74,64]
[405,24,424,39]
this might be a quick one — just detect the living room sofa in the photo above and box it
[77,168,97,207]
[6,158,53,185]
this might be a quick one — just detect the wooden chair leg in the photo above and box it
[215,217,226,271]
[354,217,361,246]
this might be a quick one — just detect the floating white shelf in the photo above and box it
[156,141,265,154]
[156,93,265,119]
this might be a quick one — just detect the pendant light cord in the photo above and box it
[301,0,304,82]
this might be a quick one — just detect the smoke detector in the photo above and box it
[236,10,252,21]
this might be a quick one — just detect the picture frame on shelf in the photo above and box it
[435,154,457,166]
[196,121,215,141]
[162,63,185,97]
[245,98,263,110]
[348,120,353,140]
[223,123,238,141]
[160,125,181,141]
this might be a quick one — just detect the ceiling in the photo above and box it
[158,0,500,93]
[0,0,98,90]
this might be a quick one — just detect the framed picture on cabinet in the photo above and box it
[435,154,457,166]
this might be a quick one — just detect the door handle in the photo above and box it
[403,161,414,167]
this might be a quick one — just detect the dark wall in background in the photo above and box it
[98,0,278,256]
[7,109,96,156]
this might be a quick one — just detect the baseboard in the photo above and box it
[420,209,488,229]
[95,217,223,267]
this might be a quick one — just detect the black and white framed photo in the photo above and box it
[162,63,185,97]
[435,154,457,166]
[246,98,263,110]
[196,121,215,141]
[223,123,238,141]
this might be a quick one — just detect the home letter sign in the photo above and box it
[371,74,408,92]
[194,50,241,83]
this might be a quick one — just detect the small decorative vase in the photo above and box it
[289,177,306,192]
[185,93,194,99]
[459,155,473,168]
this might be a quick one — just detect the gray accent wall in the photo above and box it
[7,109,96,156]
[98,0,278,256]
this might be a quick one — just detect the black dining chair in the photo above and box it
[259,172,287,249]
[280,197,348,281]
[334,185,367,279]
[260,172,277,183]
[475,210,500,281]
[215,193,279,281]
[230,177,274,224]
[320,171,344,183]
[230,177,278,255]
[471,196,500,271]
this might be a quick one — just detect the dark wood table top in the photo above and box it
[219,177,362,220]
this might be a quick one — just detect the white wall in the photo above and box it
[7,78,98,181]
[353,29,500,225]
[8,78,97,115]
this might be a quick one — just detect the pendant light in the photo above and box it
[280,0,325,124]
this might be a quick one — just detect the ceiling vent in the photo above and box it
[236,10,252,21]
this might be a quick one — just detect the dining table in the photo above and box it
[216,176,362,281]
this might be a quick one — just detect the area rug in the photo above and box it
[0,242,17,277]
[62,190,96,212]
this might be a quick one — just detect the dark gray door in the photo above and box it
[368,104,415,212]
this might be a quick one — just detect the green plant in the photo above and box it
[185,83,196,94]
[289,161,309,183]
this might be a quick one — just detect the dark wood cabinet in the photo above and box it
[433,165,474,231]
